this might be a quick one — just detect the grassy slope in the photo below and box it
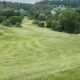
[0,18,80,80]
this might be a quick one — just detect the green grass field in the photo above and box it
[0,18,80,80]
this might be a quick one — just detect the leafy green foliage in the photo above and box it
[0,8,23,27]
[37,21,45,27]
[0,16,7,23]
[37,14,46,21]
[58,9,80,33]
[8,16,22,25]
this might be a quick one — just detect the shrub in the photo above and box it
[37,21,45,27]
[0,8,23,27]
[8,16,22,25]
[2,16,23,27]
[33,21,38,25]
[37,14,46,21]
[0,16,7,23]
[2,20,12,27]
[50,20,60,31]
[46,20,59,30]
[58,9,80,33]
[46,20,52,28]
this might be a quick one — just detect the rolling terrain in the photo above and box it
[0,18,80,80]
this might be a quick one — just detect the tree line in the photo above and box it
[0,0,80,33]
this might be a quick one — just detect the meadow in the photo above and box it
[0,18,80,80]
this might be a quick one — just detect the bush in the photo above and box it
[32,21,38,25]
[0,8,23,27]
[46,20,52,28]
[58,9,80,33]
[2,20,12,27]
[0,16,7,23]
[37,21,45,27]
[46,20,59,30]
[2,16,23,27]
[37,14,46,21]
[8,16,22,25]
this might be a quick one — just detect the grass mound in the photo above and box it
[0,18,80,80]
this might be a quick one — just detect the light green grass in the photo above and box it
[0,18,80,80]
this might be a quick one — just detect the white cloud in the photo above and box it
[1,0,41,3]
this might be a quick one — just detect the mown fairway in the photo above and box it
[0,18,80,80]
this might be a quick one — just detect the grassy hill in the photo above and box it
[0,18,80,80]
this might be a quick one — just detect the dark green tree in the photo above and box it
[58,9,80,33]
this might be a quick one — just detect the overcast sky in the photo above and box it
[1,0,42,3]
